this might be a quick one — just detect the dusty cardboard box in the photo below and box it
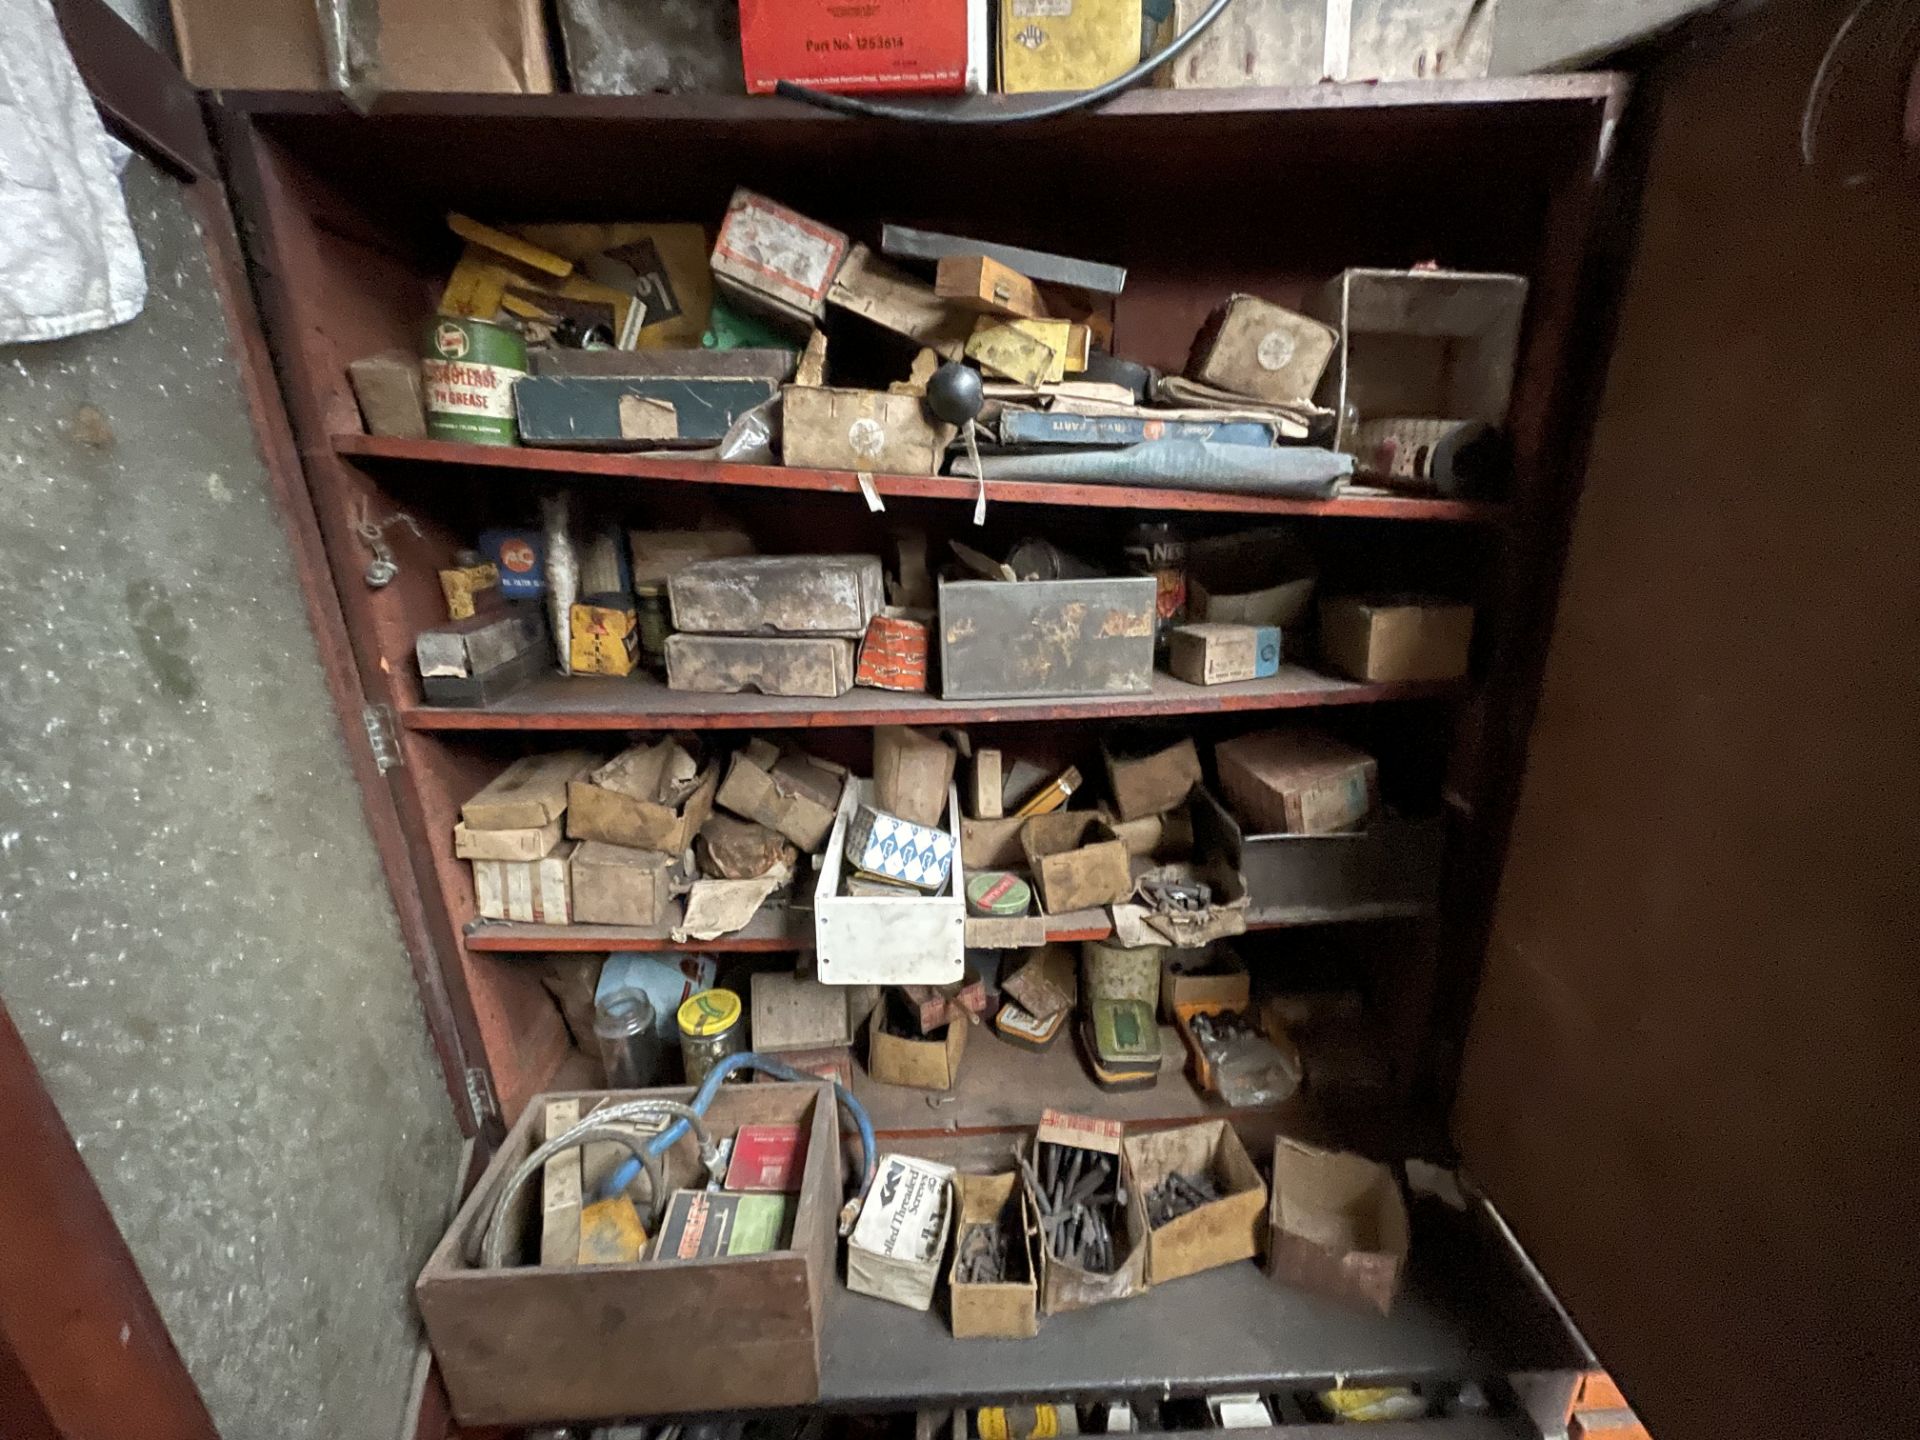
[696,813,795,880]
[940,576,1155,701]
[553,0,745,94]
[710,190,850,329]
[1186,525,1318,629]
[473,842,574,924]
[856,608,933,692]
[998,0,1140,94]
[1266,1138,1410,1315]
[825,245,975,360]
[1167,623,1282,686]
[1150,0,1495,90]
[1102,736,1203,822]
[567,742,717,853]
[417,1083,837,1424]
[960,814,1026,871]
[514,375,777,449]
[782,386,954,476]
[1022,1111,1148,1315]
[454,816,563,863]
[670,554,885,638]
[868,1005,970,1091]
[1306,268,1529,453]
[1161,946,1250,1018]
[1318,596,1474,683]
[751,970,854,1054]
[628,529,755,587]
[716,740,848,852]
[1215,730,1377,836]
[666,635,857,698]
[815,782,966,985]
[1124,1119,1267,1285]
[875,726,957,829]
[1188,294,1339,407]
[847,1153,956,1310]
[464,751,599,831]
[570,842,678,927]
[348,350,426,438]
[1023,812,1132,913]
[948,1172,1039,1339]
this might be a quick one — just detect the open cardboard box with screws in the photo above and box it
[1019,1109,1148,1315]
[947,1171,1040,1339]
[1123,1119,1267,1286]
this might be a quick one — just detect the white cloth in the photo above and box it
[0,0,145,343]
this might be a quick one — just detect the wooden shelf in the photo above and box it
[336,434,1500,523]
[405,668,1459,732]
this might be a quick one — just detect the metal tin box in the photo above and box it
[939,576,1155,701]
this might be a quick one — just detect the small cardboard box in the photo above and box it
[868,1004,971,1091]
[710,189,849,329]
[1124,1120,1267,1285]
[1188,293,1338,406]
[454,816,563,862]
[781,385,955,476]
[960,814,1026,870]
[847,1153,956,1311]
[670,554,885,638]
[1266,1138,1410,1315]
[1319,596,1474,683]
[998,0,1140,94]
[750,971,853,1054]
[875,725,957,829]
[825,244,975,360]
[570,841,677,927]
[1167,623,1282,686]
[473,842,574,924]
[1161,947,1250,1018]
[627,529,755,587]
[1215,730,1377,836]
[1023,812,1132,913]
[665,635,857,698]
[740,0,988,96]
[716,740,848,853]
[948,1172,1039,1339]
[1023,1110,1148,1315]
[1102,736,1203,821]
[462,750,599,830]
[567,741,718,853]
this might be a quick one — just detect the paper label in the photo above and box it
[718,196,844,302]
[1256,329,1298,372]
[848,417,887,459]
[1013,0,1073,15]
[1036,1108,1122,1155]
[422,357,521,419]
[850,1154,954,1262]
[1297,774,1371,834]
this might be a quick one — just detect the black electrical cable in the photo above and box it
[773,0,1238,125]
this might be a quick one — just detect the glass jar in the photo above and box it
[594,990,663,1089]
[677,988,746,1086]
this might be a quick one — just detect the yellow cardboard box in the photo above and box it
[1000,0,1141,95]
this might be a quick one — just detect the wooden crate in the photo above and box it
[416,1082,838,1425]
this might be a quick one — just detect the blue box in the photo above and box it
[844,804,955,893]
[478,528,546,597]
[998,411,1276,449]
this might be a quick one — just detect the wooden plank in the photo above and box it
[334,433,1502,523]
[403,669,1461,732]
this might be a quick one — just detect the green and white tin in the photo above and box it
[422,316,526,446]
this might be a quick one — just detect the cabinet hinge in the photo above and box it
[362,703,402,774]
[464,1066,499,1129]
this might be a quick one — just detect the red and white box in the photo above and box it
[728,1123,805,1193]
[855,608,932,692]
[740,0,988,97]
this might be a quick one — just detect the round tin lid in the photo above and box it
[966,870,1032,917]
[677,988,741,1037]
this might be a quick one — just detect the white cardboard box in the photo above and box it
[814,781,965,985]
[846,1153,955,1311]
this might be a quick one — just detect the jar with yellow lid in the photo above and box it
[676,988,745,1085]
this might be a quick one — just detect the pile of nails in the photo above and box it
[1187,1010,1262,1048]
[955,1221,1011,1284]
[1021,1140,1126,1274]
[1145,1170,1222,1228]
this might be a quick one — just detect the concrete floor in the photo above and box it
[0,155,462,1440]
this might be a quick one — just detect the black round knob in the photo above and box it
[925,361,985,426]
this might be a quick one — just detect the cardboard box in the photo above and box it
[1188,294,1339,407]
[454,816,563,863]
[868,1008,970,1091]
[1318,596,1474,683]
[781,385,955,476]
[716,740,847,853]
[1102,736,1203,822]
[970,748,1004,819]
[1023,812,1132,913]
[847,1153,956,1310]
[750,971,853,1054]
[998,0,1141,94]
[728,1123,805,1193]
[855,608,933,692]
[939,576,1155,701]
[171,0,553,91]
[665,635,857,698]
[937,255,1050,319]
[1023,1111,1148,1314]
[570,841,678,927]
[473,842,575,924]
[1124,1120,1267,1285]
[816,782,966,985]
[1151,0,1496,89]
[845,804,956,892]
[652,1189,792,1260]
[1167,623,1282,685]
[670,554,885,638]
[347,350,426,438]
[1215,730,1377,836]
[960,814,1026,871]
[1003,942,1077,1021]
[570,597,639,677]
[875,726,957,829]
[825,245,975,360]
[948,1172,1039,1339]
[551,0,745,95]
[1306,267,1529,453]
[1266,1138,1410,1315]
[1161,947,1250,1018]
[567,742,718,853]
[695,813,794,880]
[999,410,1275,448]
[628,529,756,587]
[740,0,988,95]
[711,190,850,329]
[965,317,1062,386]
[418,1083,836,1424]
[513,375,777,448]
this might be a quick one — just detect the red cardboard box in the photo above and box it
[740,0,987,96]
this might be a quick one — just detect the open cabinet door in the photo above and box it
[1452,4,1920,1439]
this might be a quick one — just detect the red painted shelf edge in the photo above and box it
[332,433,1502,523]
